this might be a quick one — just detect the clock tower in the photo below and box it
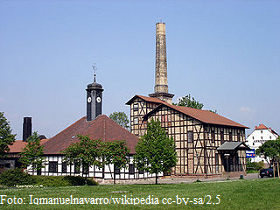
[86,73,104,121]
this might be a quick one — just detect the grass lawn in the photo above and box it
[0,178,279,209]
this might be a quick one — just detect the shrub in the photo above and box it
[0,168,36,187]
[0,168,98,187]
[246,159,265,173]
[34,176,69,187]
[34,175,98,187]
[63,176,98,186]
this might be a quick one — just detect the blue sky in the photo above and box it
[1,0,279,139]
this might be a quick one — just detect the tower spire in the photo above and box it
[149,22,174,104]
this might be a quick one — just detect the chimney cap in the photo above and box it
[23,116,32,119]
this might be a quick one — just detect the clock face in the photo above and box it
[87,97,92,103]
[96,97,102,103]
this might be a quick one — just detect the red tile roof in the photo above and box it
[43,115,139,155]
[8,139,50,153]
[126,95,166,105]
[169,104,248,128]
[134,95,248,128]
[255,124,268,130]
[9,141,27,153]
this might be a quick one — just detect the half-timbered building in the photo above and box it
[6,115,157,180]
[39,114,155,180]
[126,95,249,177]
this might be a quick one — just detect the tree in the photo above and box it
[256,138,280,178]
[20,132,45,174]
[102,140,130,184]
[62,135,102,176]
[0,112,16,158]
[173,94,204,109]
[134,119,177,184]
[209,110,218,114]
[109,112,129,130]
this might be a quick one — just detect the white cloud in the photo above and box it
[240,106,254,113]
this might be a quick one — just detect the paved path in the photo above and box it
[100,173,260,185]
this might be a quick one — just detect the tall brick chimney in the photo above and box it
[23,117,32,142]
[149,22,174,104]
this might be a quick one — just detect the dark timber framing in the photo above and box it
[28,155,153,180]
[127,95,247,177]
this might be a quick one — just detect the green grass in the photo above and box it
[0,178,279,209]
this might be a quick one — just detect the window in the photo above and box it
[229,132,232,141]
[139,169,144,174]
[211,130,215,143]
[252,136,254,140]
[161,115,168,122]
[237,133,240,141]
[270,136,272,139]
[74,162,80,174]
[49,161,58,173]
[134,117,139,125]
[82,164,89,174]
[37,169,41,175]
[221,130,224,143]
[129,164,135,175]
[133,103,139,111]
[215,153,219,173]
[261,130,263,133]
[261,136,263,140]
[62,162,67,173]
[114,165,120,175]
[4,163,10,168]
[188,131,193,143]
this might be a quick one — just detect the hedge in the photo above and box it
[0,168,98,187]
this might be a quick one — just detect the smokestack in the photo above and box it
[149,22,174,104]
[23,117,32,142]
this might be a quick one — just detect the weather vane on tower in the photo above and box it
[92,63,97,83]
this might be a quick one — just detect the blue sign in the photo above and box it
[246,149,256,158]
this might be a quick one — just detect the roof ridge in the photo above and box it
[171,104,210,111]
[126,95,165,105]
[144,103,248,128]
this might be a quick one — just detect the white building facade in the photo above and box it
[246,124,279,162]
